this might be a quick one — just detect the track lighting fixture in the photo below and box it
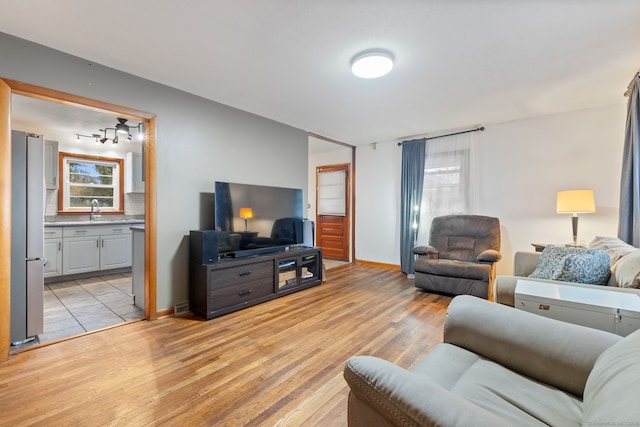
[76,118,144,145]
[96,118,144,145]
[76,133,102,144]
[115,118,130,135]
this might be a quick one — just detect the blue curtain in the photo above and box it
[400,139,426,274]
[619,73,640,247]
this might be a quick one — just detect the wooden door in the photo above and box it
[316,164,350,260]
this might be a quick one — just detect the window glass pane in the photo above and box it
[69,161,114,185]
[70,196,114,208]
[69,187,114,197]
[318,170,346,216]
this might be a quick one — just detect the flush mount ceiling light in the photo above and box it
[351,49,394,79]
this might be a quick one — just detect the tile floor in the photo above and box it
[40,273,144,344]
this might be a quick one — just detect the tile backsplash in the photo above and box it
[45,190,145,217]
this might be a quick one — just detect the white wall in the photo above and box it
[356,103,627,274]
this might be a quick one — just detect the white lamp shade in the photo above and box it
[556,189,596,214]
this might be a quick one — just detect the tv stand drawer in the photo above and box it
[209,277,273,310]
[210,261,273,287]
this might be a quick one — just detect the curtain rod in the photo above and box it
[397,126,485,146]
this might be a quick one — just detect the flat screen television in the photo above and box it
[214,181,305,257]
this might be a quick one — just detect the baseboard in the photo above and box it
[156,307,174,318]
[355,259,401,270]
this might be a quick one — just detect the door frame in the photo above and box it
[308,132,356,262]
[0,79,158,360]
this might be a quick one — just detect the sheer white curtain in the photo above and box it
[415,132,477,245]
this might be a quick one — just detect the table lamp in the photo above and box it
[556,189,595,246]
[239,207,253,231]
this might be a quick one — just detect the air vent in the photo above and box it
[174,302,190,316]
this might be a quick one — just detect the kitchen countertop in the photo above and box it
[45,219,145,227]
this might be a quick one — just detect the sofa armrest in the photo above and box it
[413,245,438,257]
[476,249,502,263]
[444,295,622,398]
[494,275,561,307]
[344,355,512,427]
[514,251,540,276]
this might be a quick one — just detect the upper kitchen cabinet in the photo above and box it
[44,139,58,189]
[125,151,145,193]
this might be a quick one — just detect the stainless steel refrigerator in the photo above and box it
[10,130,45,345]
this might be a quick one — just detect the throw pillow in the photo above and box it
[588,236,637,266]
[557,250,611,285]
[529,245,610,285]
[610,250,640,288]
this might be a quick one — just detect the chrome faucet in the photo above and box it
[90,199,101,221]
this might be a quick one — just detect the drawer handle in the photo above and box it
[113,228,123,232]
[238,289,252,296]
[75,230,87,233]
[538,304,550,311]
[238,271,252,277]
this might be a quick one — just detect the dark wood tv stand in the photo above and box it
[189,246,323,320]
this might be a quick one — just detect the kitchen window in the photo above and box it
[58,152,124,214]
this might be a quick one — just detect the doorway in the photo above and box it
[308,134,355,262]
[0,79,157,358]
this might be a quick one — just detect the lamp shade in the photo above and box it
[556,189,596,214]
[239,207,253,219]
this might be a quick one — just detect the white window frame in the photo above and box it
[59,152,124,214]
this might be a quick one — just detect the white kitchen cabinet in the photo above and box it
[125,151,145,193]
[61,224,133,275]
[63,235,100,275]
[44,140,58,190]
[43,227,62,278]
[100,233,132,270]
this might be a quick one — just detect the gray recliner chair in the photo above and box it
[413,215,501,299]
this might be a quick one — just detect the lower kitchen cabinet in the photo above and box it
[56,224,134,277]
[43,227,63,278]
[100,233,132,270]
[62,235,100,275]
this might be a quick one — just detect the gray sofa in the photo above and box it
[495,248,640,307]
[343,295,640,426]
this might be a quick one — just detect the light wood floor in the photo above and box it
[0,264,452,426]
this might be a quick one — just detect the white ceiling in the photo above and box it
[2,1,640,145]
